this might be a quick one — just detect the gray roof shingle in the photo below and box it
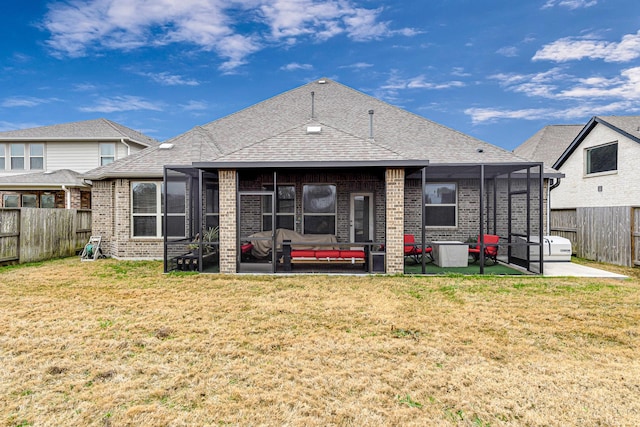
[514,124,583,166]
[0,118,158,147]
[86,78,544,179]
[0,169,88,187]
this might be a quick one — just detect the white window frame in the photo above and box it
[10,143,25,170]
[29,143,44,170]
[302,183,337,235]
[132,182,162,238]
[585,142,618,176]
[425,182,458,229]
[100,143,116,166]
[0,144,5,170]
[131,181,187,238]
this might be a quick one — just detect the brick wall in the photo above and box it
[385,168,405,274]
[219,170,237,273]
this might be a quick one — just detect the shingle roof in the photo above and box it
[0,118,158,147]
[597,116,640,141]
[85,78,543,179]
[514,124,583,166]
[0,169,88,187]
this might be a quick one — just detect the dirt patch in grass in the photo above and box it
[1,258,639,426]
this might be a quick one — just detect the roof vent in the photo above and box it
[306,126,322,134]
[159,143,174,149]
[477,148,484,153]
[318,79,326,84]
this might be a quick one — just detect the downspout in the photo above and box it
[547,177,562,235]
[62,184,71,209]
[120,138,130,156]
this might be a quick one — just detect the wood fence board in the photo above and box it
[0,208,92,265]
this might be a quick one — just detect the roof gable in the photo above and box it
[554,116,640,169]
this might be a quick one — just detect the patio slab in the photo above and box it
[542,262,627,278]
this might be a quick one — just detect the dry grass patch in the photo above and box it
[1,258,639,426]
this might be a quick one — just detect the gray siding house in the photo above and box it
[85,78,556,274]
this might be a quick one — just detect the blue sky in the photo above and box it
[1,0,639,150]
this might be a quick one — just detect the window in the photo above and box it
[11,144,24,170]
[30,144,44,170]
[425,183,457,227]
[22,194,37,208]
[303,184,336,234]
[262,185,295,231]
[0,145,5,170]
[132,181,186,238]
[100,143,115,166]
[205,184,219,230]
[3,194,19,207]
[586,142,617,174]
[41,194,56,208]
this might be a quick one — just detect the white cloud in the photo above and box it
[142,72,200,86]
[496,46,518,57]
[339,62,374,69]
[541,0,597,9]
[0,121,45,131]
[181,100,208,111]
[42,0,417,72]
[381,73,465,91]
[465,107,554,124]
[280,62,313,71]
[79,95,163,113]
[1,96,56,108]
[533,31,640,63]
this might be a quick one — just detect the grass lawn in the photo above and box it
[1,257,639,426]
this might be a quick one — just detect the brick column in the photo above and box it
[218,170,237,274]
[385,168,405,274]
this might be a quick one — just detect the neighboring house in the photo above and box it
[513,124,583,170]
[85,78,558,274]
[515,116,640,266]
[0,118,157,209]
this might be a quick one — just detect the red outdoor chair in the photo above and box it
[468,234,500,264]
[404,234,432,263]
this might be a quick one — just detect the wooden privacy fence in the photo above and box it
[550,206,640,267]
[0,208,91,264]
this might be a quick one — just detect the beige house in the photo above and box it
[85,78,557,274]
[0,119,157,209]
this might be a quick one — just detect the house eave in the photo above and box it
[190,160,429,170]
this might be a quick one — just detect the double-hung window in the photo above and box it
[11,144,24,170]
[100,143,115,166]
[425,183,457,227]
[586,142,617,175]
[262,185,295,231]
[131,180,186,237]
[30,144,44,170]
[132,181,186,238]
[303,184,336,234]
[0,145,5,170]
